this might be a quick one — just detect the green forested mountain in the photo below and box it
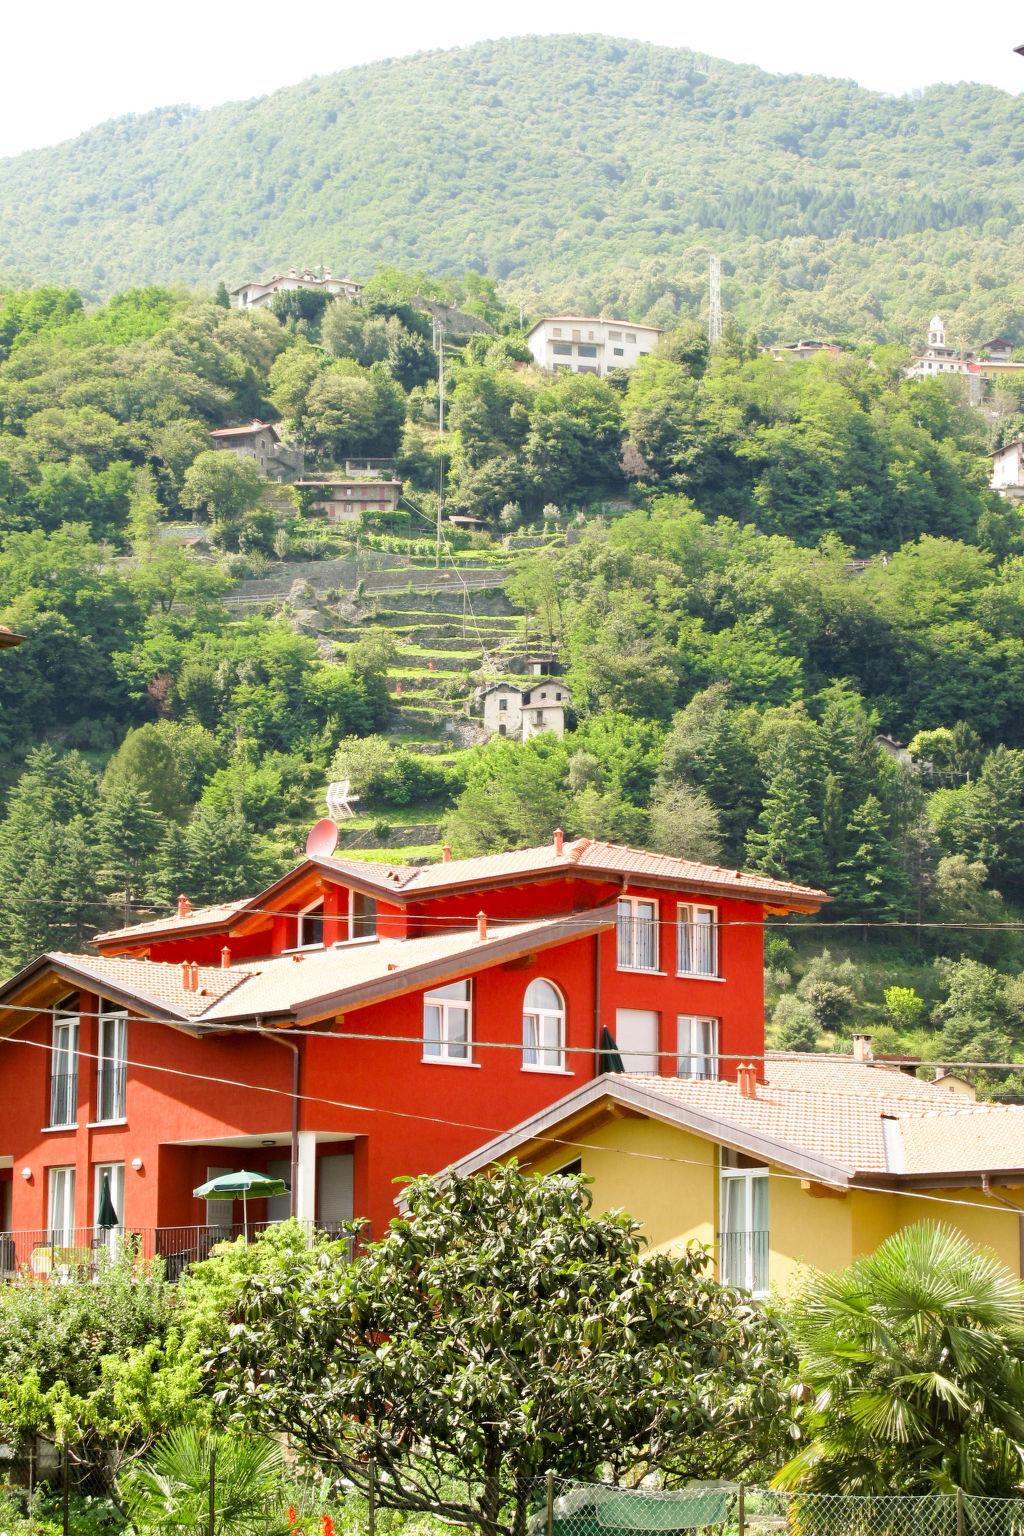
[1,35,1023,340]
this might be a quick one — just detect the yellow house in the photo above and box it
[451,1055,1024,1293]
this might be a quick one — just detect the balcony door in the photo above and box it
[50,1014,79,1129]
[47,1166,76,1247]
[97,1007,127,1122]
[719,1153,769,1297]
[93,1162,125,1256]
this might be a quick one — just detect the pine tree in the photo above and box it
[2,817,102,968]
[745,751,825,888]
[835,794,909,919]
[95,779,164,925]
[181,804,281,905]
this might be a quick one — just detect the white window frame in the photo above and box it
[677,1016,719,1080]
[616,896,659,972]
[47,1166,76,1247]
[522,979,567,1072]
[96,1007,127,1124]
[423,980,474,1065]
[49,1012,79,1129]
[297,896,326,950]
[719,1155,769,1297]
[677,903,719,978]
[93,1162,125,1254]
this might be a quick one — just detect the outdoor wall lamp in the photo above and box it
[131,1157,144,1172]
[20,1167,31,1181]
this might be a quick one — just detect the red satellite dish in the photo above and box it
[305,818,339,858]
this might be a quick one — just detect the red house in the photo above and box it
[0,836,826,1274]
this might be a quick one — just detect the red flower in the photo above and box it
[322,1517,336,1536]
[287,1508,299,1529]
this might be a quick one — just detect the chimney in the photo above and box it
[177,894,193,919]
[180,961,195,992]
[221,946,232,969]
[737,1063,757,1100]
[553,827,564,856]
[189,962,199,991]
[852,1033,874,1064]
[442,845,452,863]
[477,911,488,940]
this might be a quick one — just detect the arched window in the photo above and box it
[297,898,325,950]
[522,979,566,1072]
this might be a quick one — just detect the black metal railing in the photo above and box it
[47,1072,78,1128]
[153,1219,355,1281]
[718,1229,770,1295]
[615,916,658,971]
[95,1064,127,1122]
[0,1219,356,1283]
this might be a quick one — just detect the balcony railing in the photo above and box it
[95,1064,127,1122]
[154,1220,354,1280]
[0,1220,356,1282]
[718,1229,770,1296]
[47,1072,78,1128]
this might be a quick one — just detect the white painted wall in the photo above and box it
[528,319,660,378]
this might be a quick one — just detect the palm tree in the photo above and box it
[775,1222,1024,1495]
[122,1426,291,1535]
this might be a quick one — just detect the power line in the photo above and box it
[2,1031,1022,1226]
[1,997,1024,1073]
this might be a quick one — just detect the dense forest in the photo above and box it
[2,273,1024,1083]
[1,36,1023,340]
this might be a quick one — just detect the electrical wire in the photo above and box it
[2,994,1024,1074]
[3,1031,1024,1226]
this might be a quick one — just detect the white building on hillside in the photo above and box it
[527,316,660,377]
[481,681,571,741]
[231,268,363,310]
[989,439,1024,499]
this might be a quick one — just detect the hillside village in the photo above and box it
[4,47,1024,1518]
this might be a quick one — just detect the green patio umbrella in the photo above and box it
[192,1169,289,1242]
[96,1173,119,1230]
[599,1025,625,1075]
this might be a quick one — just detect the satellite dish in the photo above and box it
[305,818,339,858]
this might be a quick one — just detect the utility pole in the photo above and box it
[708,254,723,346]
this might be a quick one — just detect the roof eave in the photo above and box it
[449,1074,854,1189]
[0,955,194,1038]
[207,908,617,1027]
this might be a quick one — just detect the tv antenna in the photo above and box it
[708,255,723,346]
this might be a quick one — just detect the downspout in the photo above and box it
[981,1174,1024,1276]
[593,931,602,1077]
[258,1020,301,1220]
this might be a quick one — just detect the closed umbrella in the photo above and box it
[96,1172,119,1230]
[599,1025,625,1075]
[192,1169,289,1242]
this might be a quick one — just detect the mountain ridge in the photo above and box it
[1,34,1022,339]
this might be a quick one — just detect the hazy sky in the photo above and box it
[2,0,1021,158]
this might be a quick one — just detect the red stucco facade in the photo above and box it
[0,841,817,1263]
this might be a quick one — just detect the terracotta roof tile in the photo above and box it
[44,912,615,1026]
[94,840,826,950]
[93,899,250,946]
[49,952,255,1019]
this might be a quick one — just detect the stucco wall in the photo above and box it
[520,1114,1024,1291]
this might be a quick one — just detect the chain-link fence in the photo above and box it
[0,1442,121,1534]
[6,1458,1024,1535]
[535,1479,1024,1536]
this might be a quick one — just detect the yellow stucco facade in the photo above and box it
[521,1113,1024,1292]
